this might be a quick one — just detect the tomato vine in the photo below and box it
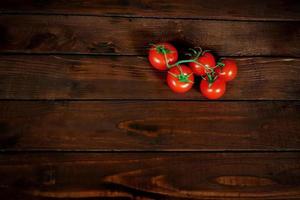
[148,42,238,99]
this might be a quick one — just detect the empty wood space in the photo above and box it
[1,0,299,21]
[0,101,299,151]
[0,15,299,56]
[0,0,299,199]
[1,153,300,199]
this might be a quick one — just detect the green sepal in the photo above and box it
[156,45,171,54]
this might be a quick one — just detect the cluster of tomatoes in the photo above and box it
[148,42,238,99]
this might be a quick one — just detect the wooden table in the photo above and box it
[0,1,300,199]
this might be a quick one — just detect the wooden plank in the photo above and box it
[0,15,299,56]
[0,55,299,100]
[0,152,300,199]
[0,101,299,151]
[0,0,299,21]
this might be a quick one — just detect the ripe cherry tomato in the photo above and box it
[189,52,216,76]
[216,59,238,81]
[200,78,226,99]
[167,65,194,93]
[148,43,178,71]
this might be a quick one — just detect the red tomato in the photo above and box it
[148,43,178,71]
[189,52,216,76]
[200,78,226,100]
[216,59,238,81]
[167,65,194,93]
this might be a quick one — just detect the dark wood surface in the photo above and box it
[0,55,299,100]
[0,1,300,199]
[0,15,299,56]
[0,101,299,151]
[1,153,300,200]
[1,0,300,21]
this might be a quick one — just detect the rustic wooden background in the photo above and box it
[0,0,300,199]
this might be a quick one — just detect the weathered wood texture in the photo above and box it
[0,153,300,199]
[0,1,299,199]
[0,15,299,56]
[0,55,299,100]
[0,101,299,151]
[1,0,300,21]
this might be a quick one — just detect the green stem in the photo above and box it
[163,51,171,68]
[168,71,178,78]
[170,59,198,67]
[167,49,202,68]
[158,45,217,83]
[168,67,194,83]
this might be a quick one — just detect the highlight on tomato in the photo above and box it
[148,42,178,71]
[200,76,226,100]
[215,59,238,82]
[189,51,216,76]
[167,65,194,93]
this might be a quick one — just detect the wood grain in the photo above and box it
[0,15,299,56]
[0,55,299,100]
[0,0,299,21]
[0,101,299,151]
[0,153,300,199]
[0,2,299,200]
